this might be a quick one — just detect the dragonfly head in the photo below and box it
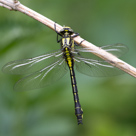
[59,26,74,35]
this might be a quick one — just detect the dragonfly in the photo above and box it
[2,25,128,124]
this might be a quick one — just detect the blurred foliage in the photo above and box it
[0,0,136,136]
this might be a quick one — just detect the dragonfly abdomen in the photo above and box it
[69,67,83,125]
[64,47,83,124]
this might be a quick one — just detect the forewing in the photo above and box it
[2,49,63,75]
[14,59,67,91]
[101,43,128,57]
[74,43,128,59]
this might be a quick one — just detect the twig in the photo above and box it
[0,0,136,78]
[0,3,11,10]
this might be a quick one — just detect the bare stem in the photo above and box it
[0,0,136,77]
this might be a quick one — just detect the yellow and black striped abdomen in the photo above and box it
[69,67,83,124]
[64,47,83,124]
[65,47,72,68]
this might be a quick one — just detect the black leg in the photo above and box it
[79,39,85,46]
[74,39,85,46]
[54,23,62,43]
[57,34,62,43]
[54,23,59,34]
[71,32,79,38]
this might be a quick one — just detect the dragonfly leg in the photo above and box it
[54,23,62,43]
[74,39,85,46]
[71,32,79,38]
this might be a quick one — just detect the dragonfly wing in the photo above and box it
[2,49,63,75]
[74,43,128,58]
[74,56,124,77]
[14,58,68,91]
[101,43,128,57]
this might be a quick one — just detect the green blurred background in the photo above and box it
[0,0,136,136]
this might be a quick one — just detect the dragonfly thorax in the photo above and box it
[60,27,74,49]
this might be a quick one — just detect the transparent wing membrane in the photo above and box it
[14,59,67,91]
[2,49,68,91]
[74,57,124,76]
[2,49,62,75]
[74,43,128,58]
[101,43,128,57]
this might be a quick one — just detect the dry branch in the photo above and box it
[0,0,136,77]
